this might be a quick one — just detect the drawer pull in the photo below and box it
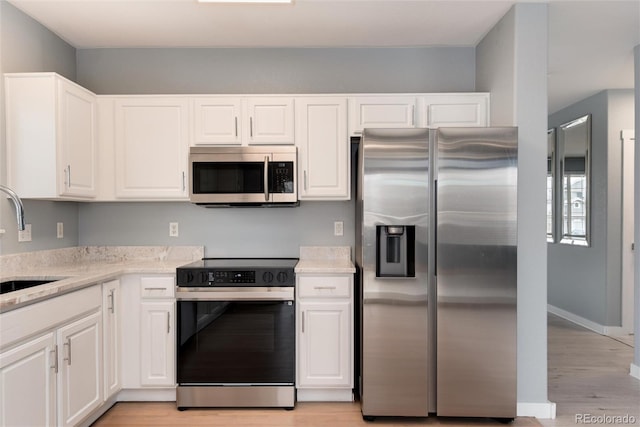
[144,287,167,291]
[314,286,337,290]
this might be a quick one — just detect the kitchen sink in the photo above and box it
[0,279,58,295]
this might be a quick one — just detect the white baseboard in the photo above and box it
[296,388,354,402]
[604,326,628,336]
[631,363,640,380]
[118,388,177,401]
[548,305,610,335]
[517,401,556,419]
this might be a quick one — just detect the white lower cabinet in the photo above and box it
[0,332,57,427]
[57,311,103,427]
[296,274,353,401]
[140,301,175,386]
[0,291,103,427]
[102,279,121,400]
[120,274,176,393]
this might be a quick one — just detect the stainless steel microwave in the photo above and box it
[189,146,298,206]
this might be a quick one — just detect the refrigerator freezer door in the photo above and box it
[436,127,518,418]
[359,128,430,417]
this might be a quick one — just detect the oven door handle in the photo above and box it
[176,287,294,301]
[264,156,270,202]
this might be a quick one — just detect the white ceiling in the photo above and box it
[6,0,640,113]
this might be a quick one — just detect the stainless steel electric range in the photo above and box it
[175,258,297,410]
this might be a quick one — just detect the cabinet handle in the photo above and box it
[65,165,71,188]
[411,105,415,126]
[144,287,167,291]
[354,130,363,135]
[302,311,305,333]
[235,117,238,137]
[303,170,308,191]
[182,172,186,192]
[108,289,115,314]
[63,338,71,366]
[314,286,336,290]
[167,312,171,334]
[250,117,253,138]
[50,345,59,373]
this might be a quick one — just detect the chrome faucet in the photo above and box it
[0,185,26,231]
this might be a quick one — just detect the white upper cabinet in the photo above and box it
[348,96,417,136]
[5,73,97,199]
[246,97,295,145]
[296,97,349,200]
[192,97,242,145]
[114,97,189,200]
[192,97,295,146]
[420,93,490,128]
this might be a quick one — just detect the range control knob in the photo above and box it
[198,271,208,286]
[182,271,194,284]
[262,271,274,283]
[276,272,288,283]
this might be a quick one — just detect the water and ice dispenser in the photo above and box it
[376,225,415,278]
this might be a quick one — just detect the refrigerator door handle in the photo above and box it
[434,180,438,277]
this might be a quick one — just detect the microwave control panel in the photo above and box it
[269,162,294,193]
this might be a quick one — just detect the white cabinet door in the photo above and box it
[192,97,242,145]
[57,311,103,427]
[102,279,121,400]
[421,93,489,128]
[246,97,295,145]
[140,301,175,386]
[57,78,97,198]
[348,96,417,136]
[114,97,189,199]
[296,97,349,200]
[298,301,351,388]
[0,333,57,427]
[5,73,97,200]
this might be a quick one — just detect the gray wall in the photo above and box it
[477,3,550,407]
[0,2,79,255]
[77,47,476,95]
[79,202,353,258]
[548,89,634,327]
[75,46,476,256]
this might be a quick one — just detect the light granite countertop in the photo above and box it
[1,245,356,312]
[0,246,203,312]
[294,246,356,274]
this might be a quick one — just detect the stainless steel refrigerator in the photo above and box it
[355,127,517,420]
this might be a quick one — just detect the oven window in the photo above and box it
[193,162,264,194]
[177,300,295,385]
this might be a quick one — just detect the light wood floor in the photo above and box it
[539,314,639,427]
[92,314,639,427]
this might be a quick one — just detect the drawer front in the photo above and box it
[298,276,351,299]
[140,276,175,298]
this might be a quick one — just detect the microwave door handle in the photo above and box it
[264,156,270,202]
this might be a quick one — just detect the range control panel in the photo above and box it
[177,259,297,288]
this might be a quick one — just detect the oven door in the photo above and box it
[177,298,295,385]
